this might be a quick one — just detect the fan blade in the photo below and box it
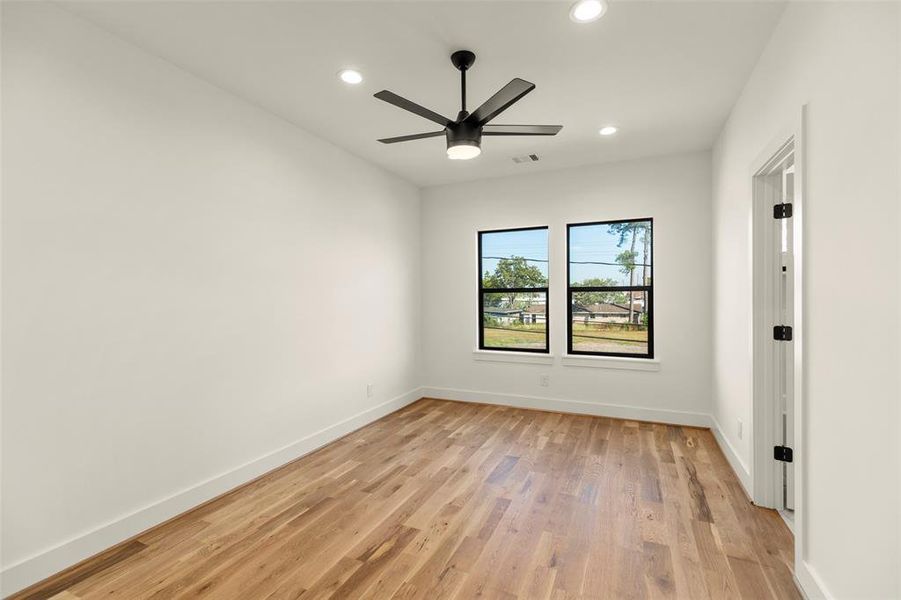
[482,124,562,136]
[377,131,445,144]
[466,78,536,125]
[374,91,453,127]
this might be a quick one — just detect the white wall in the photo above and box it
[712,3,900,598]
[0,3,421,594]
[421,152,712,426]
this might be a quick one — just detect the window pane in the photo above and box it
[571,290,649,355]
[483,291,547,350]
[569,221,652,287]
[481,228,548,289]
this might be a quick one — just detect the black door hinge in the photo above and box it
[773,325,793,341]
[773,446,793,463]
[773,203,793,219]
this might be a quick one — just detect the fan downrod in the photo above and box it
[451,51,476,113]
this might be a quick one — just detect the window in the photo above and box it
[567,219,653,358]
[479,226,549,353]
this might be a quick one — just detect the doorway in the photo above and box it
[752,137,800,524]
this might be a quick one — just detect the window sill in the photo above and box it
[472,350,555,365]
[561,354,660,371]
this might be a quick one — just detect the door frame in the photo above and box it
[750,106,805,553]
[751,138,794,510]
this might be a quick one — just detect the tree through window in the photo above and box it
[567,219,653,358]
[479,227,549,352]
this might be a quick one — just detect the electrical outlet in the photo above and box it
[737,419,743,440]
[539,374,550,387]
[366,383,374,398]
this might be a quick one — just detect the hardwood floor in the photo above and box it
[12,399,798,600]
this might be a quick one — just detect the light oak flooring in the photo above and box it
[13,398,798,600]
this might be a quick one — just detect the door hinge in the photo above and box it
[773,203,793,219]
[773,325,793,341]
[773,445,794,463]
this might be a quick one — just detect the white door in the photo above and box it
[773,159,795,512]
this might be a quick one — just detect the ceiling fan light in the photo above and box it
[570,0,607,23]
[447,141,481,160]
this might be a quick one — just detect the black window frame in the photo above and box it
[478,225,550,354]
[566,218,654,359]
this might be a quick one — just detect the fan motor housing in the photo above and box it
[446,120,482,149]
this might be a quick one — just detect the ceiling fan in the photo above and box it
[374,50,562,160]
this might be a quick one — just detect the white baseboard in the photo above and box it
[709,417,753,497]
[0,387,424,598]
[794,558,832,600]
[421,386,712,428]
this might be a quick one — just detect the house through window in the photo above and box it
[479,226,549,352]
[567,219,653,358]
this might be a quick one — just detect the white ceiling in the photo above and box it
[65,1,785,187]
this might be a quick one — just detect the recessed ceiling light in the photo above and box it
[599,126,618,136]
[570,0,607,23]
[338,69,363,85]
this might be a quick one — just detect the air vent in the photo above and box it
[512,154,539,164]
